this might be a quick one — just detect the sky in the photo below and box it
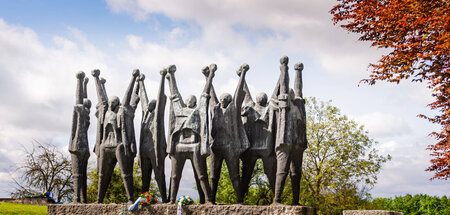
[0,0,448,199]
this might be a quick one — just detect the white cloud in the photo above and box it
[350,112,411,137]
[105,0,385,78]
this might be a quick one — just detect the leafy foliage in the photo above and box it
[86,161,160,203]
[372,194,450,214]
[331,0,450,180]
[11,141,73,202]
[300,98,390,214]
[215,97,389,214]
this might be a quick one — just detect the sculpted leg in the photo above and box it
[169,152,186,203]
[226,155,243,204]
[193,151,212,203]
[262,151,277,196]
[290,149,304,205]
[240,151,257,199]
[71,154,81,203]
[97,149,116,203]
[153,155,168,203]
[192,164,205,204]
[273,147,291,204]
[209,152,223,204]
[117,144,134,203]
[140,156,152,193]
[80,153,89,203]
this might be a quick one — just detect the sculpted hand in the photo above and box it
[160,68,167,76]
[241,63,249,74]
[209,64,217,73]
[100,78,106,85]
[91,69,100,77]
[280,56,289,65]
[294,62,304,71]
[202,66,210,78]
[132,69,140,77]
[137,74,145,81]
[168,65,176,74]
[76,71,85,79]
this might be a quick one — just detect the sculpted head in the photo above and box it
[109,96,120,111]
[289,88,295,101]
[255,92,268,106]
[148,99,157,112]
[185,95,197,108]
[220,93,232,108]
[83,98,92,109]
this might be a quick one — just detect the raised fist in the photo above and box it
[160,68,167,76]
[84,77,89,84]
[91,69,100,77]
[280,56,289,65]
[76,71,85,79]
[100,78,106,85]
[132,69,140,77]
[294,62,304,71]
[236,68,242,76]
[209,64,217,73]
[202,66,210,77]
[168,65,176,74]
[241,63,249,72]
[137,74,145,81]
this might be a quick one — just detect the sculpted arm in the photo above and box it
[130,77,140,110]
[166,65,185,112]
[82,76,88,100]
[75,71,85,104]
[294,62,304,98]
[91,69,108,104]
[242,78,254,106]
[122,69,140,106]
[202,64,215,96]
[138,74,149,112]
[234,63,249,111]
[202,65,218,108]
[156,69,167,116]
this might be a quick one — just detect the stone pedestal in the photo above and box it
[343,210,403,215]
[48,204,315,215]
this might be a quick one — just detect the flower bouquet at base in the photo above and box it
[139,191,158,206]
[176,195,194,205]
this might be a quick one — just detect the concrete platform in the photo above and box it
[48,203,316,215]
[344,210,403,215]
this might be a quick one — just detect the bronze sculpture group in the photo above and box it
[69,56,307,205]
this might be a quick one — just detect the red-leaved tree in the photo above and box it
[330,0,449,179]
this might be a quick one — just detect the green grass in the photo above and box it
[0,202,47,215]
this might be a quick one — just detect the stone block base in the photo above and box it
[48,204,315,215]
[344,210,403,215]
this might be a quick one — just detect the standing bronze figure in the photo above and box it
[96,70,140,204]
[208,64,250,204]
[239,67,277,199]
[137,70,168,202]
[272,56,307,205]
[166,65,215,204]
[69,71,91,203]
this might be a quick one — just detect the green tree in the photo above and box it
[371,194,450,214]
[300,97,390,214]
[86,161,160,203]
[214,97,390,213]
[11,141,73,202]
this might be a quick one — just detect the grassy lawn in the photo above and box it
[0,202,47,215]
